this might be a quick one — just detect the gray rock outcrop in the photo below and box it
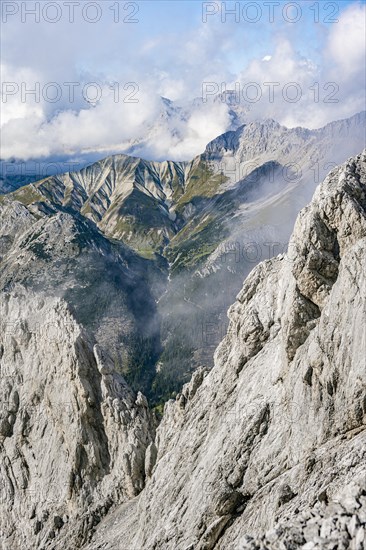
[239,482,366,550]
[0,290,155,549]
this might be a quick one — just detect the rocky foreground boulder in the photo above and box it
[0,151,365,549]
[239,482,366,549]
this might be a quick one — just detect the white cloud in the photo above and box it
[1,75,162,159]
[327,3,366,76]
[0,2,365,161]
[229,3,366,130]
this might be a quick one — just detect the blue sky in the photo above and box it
[1,0,365,160]
[3,1,364,93]
[130,0,365,68]
[148,1,365,69]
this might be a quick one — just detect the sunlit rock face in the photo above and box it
[0,290,156,549]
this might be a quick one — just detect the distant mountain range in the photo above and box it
[0,93,249,194]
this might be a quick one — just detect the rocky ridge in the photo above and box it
[84,151,366,549]
[0,151,365,548]
[0,290,156,549]
[0,196,164,398]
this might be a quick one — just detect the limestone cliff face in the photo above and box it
[85,151,366,550]
[0,152,365,550]
[0,291,155,549]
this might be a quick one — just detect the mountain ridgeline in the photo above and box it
[0,113,365,406]
[0,150,365,549]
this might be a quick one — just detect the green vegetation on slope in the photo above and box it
[8,185,44,206]
[176,159,228,208]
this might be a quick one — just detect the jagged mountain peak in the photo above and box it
[204,111,366,156]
